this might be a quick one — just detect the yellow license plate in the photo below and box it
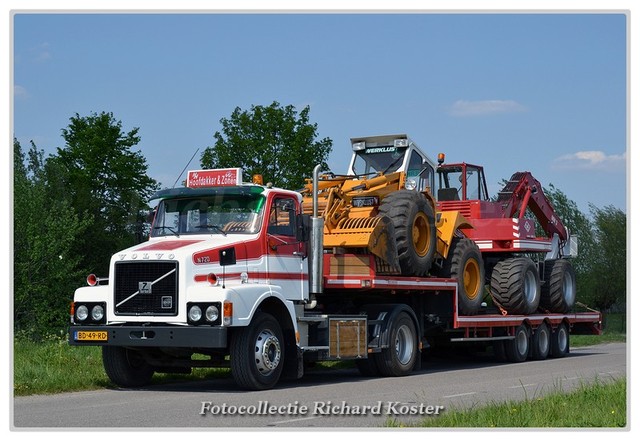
[75,331,108,341]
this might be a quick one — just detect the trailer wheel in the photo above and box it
[491,257,541,314]
[541,259,576,313]
[550,322,570,358]
[531,322,551,360]
[378,190,436,276]
[102,346,154,388]
[376,311,418,376]
[438,237,485,315]
[230,312,284,390]
[504,324,530,363]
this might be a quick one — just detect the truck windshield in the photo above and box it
[351,147,408,176]
[151,193,266,237]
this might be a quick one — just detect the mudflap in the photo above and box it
[368,215,400,272]
[282,345,304,380]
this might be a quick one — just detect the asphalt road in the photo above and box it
[13,342,626,429]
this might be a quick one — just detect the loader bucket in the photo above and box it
[322,215,400,271]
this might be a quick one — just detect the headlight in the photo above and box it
[404,178,417,191]
[91,305,104,321]
[188,305,202,322]
[76,305,89,321]
[205,305,219,322]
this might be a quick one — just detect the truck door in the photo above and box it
[265,196,307,301]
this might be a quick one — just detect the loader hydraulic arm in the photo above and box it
[497,172,568,241]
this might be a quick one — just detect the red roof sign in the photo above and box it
[187,168,243,188]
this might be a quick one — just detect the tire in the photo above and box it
[541,259,576,313]
[378,190,436,276]
[438,237,485,315]
[230,312,284,390]
[355,356,381,377]
[491,257,541,314]
[493,340,507,362]
[102,346,154,388]
[504,324,530,363]
[530,322,551,360]
[376,311,419,376]
[550,322,570,358]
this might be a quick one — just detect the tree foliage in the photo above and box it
[13,138,90,339]
[52,112,158,274]
[200,102,332,189]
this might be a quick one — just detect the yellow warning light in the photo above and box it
[437,153,445,165]
[253,174,264,185]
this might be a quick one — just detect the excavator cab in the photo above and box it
[436,160,489,202]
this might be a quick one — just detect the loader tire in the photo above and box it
[378,190,436,276]
[541,259,576,313]
[490,257,541,315]
[437,237,485,315]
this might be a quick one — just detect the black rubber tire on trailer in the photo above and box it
[378,190,437,276]
[230,312,285,390]
[102,346,154,388]
[438,237,485,315]
[376,311,419,376]
[550,322,570,358]
[491,257,541,315]
[530,322,551,360]
[504,324,530,363]
[541,259,576,313]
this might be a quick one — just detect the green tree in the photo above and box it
[13,138,90,339]
[52,112,158,274]
[201,102,332,189]
[588,204,626,311]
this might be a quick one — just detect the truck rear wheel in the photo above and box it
[102,346,154,388]
[491,257,541,314]
[378,190,436,276]
[504,324,530,363]
[375,311,418,376]
[230,312,284,390]
[438,237,485,315]
[541,259,576,313]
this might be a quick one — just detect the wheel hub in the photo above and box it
[255,330,281,375]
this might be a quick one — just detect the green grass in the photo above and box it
[386,378,626,428]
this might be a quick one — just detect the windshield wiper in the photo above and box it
[195,224,227,236]
[152,225,180,237]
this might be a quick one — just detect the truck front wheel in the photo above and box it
[102,346,154,388]
[230,312,284,390]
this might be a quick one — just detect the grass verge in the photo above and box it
[386,377,626,428]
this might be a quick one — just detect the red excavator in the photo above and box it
[435,155,578,315]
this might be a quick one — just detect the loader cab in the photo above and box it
[348,134,436,193]
[436,161,489,202]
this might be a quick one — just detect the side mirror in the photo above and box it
[297,214,310,242]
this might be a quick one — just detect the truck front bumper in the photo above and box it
[69,325,228,348]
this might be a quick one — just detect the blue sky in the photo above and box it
[12,12,629,214]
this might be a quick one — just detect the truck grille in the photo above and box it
[114,261,179,316]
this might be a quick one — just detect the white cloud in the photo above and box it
[448,99,527,117]
[553,150,626,170]
[14,85,28,99]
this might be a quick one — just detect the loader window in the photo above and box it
[407,150,435,192]
[351,146,407,176]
